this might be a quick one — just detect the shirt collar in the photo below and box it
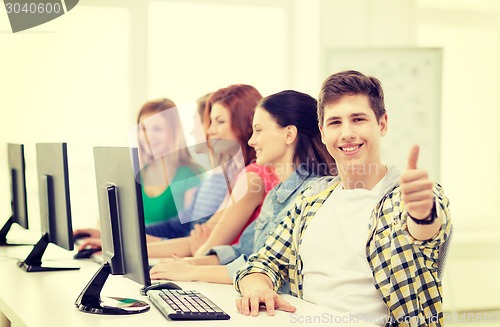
[273,165,314,203]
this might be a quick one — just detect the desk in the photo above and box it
[0,245,375,327]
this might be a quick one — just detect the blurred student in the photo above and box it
[147,84,279,258]
[150,90,335,284]
[137,98,203,225]
[234,71,452,326]
[74,98,203,240]
[145,93,228,239]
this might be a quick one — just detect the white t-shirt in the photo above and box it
[301,177,388,326]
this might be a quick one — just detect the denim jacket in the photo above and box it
[209,166,322,283]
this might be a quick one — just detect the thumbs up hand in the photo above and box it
[400,145,435,220]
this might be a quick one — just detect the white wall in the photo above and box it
[0,5,132,230]
[417,3,500,231]
[416,1,500,312]
[0,0,292,230]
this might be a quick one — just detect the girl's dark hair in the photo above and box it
[259,90,336,176]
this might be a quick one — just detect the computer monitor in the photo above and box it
[0,143,30,245]
[18,143,79,272]
[75,146,152,314]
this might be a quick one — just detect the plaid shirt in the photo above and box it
[235,167,452,327]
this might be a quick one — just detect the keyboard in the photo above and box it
[148,289,230,320]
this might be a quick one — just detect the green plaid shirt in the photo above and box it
[235,170,452,327]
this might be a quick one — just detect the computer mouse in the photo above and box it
[140,282,182,295]
[73,247,101,259]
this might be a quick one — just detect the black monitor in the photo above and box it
[75,146,153,314]
[0,143,30,245]
[18,143,79,272]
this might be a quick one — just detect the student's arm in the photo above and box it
[148,254,220,266]
[73,228,100,238]
[193,171,265,257]
[183,254,220,265]
[234,194,308,316]
[148,194,231,257]
[145,234,162,242]
[150,259,232,284]
[187,223,211,255]
[147,236,192,258]
[401,145,444,240]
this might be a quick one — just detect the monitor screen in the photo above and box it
[95,146,149,285]
[18,143,78,272]
[75,146,150,314]
[1,143,29,245]
[36,143,74,251]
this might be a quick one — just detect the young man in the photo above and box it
[234,70,452,326]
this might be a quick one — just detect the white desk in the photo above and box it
[0,245,375,327]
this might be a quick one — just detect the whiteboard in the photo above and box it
[323,48,442,181]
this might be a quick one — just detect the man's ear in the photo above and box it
[285,125,298,145]
[319,123,326,144]
[379,113,388,136]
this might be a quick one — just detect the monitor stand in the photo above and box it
[18,233,80,272]
[0,216,33,246]
[75,263,150,315]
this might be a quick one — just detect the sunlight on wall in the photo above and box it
[417,24,500,229]
[0,7,131,229]
[0,2,288,230]
[148,1,287,147]
[148,1,287,101]
[417,15,500,312]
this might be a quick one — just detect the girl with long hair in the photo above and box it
[149,90,336,284]
[147,84,279,258]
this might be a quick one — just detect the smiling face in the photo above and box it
[138,111,175,159]
[206,102,239,155]
[319,94,387,173]
[248,106,291,167]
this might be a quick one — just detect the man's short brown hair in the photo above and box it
[317,70,386,124]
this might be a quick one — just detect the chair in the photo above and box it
[437,225,453,279]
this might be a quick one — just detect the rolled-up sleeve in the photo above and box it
[208,245,239,265]
[234,196,305,294]
[225,255,248,281]
[233,218,292,294]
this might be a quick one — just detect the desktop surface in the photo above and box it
[0,222,40,246]
[0,244,376,327]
